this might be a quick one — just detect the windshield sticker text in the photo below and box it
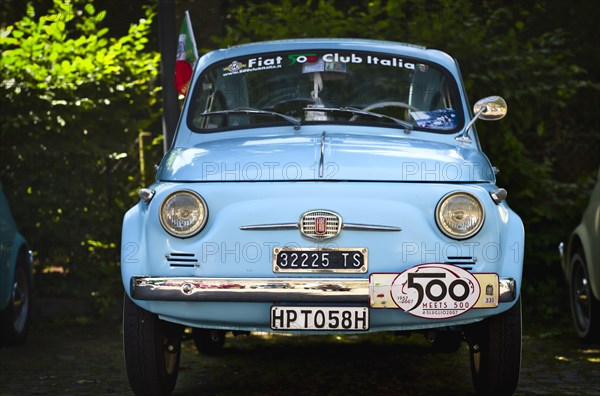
[223,56,283,76]
[288,53,319,65]
[288,52,426,71]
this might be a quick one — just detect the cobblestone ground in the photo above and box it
[0,303,599,396]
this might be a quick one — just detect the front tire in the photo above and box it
[123,294,183,396]
[569,251,600,342]
[467,298,522,395]
[0,255,32,346]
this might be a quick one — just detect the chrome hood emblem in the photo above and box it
[300,210,342,240]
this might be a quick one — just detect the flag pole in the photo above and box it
[158,0,179,154]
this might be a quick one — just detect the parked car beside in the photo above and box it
[121,39,524,395]
[559,169,600,342]
[0,181,33,346]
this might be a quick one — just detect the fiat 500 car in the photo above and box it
[121,39,524,396]
[559,168,600,342]
[0,181,33,346]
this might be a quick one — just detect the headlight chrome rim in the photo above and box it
[159,190,208,238]
[435,191,485,240]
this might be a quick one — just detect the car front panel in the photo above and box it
[121,180,523,332]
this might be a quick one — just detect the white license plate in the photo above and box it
[271,306,369,331]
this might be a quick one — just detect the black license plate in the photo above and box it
[273,247,367,273]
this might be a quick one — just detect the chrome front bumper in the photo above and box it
[131,276,517,303]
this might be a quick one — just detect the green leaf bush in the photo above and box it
[0,0,161,314]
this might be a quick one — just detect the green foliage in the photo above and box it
[214,0,599,280]
[0,0,161,310]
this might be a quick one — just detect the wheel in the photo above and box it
[466,298,521,395]
[431,330,463,353]
[569,251,600,342]
[123,294,183,396]
[193,328,226,355]
[0,254,32,346]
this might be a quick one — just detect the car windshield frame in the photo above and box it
[186,49,464,134]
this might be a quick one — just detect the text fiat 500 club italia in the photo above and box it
[121,39,523,396]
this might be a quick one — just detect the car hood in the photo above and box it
[157,133,495,183]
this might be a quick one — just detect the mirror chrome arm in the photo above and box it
[456,106,488,143]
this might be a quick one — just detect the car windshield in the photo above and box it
[187,50,463,133]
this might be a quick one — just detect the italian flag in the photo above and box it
[175,11,198,96]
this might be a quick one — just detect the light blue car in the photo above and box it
[121,39,524,396]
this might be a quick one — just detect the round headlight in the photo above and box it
[159,191,208,238]
[436,192,484,239]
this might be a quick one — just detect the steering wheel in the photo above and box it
[350,101,419,122]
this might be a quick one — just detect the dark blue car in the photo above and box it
[0,181,33,346]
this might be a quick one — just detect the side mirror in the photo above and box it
[474,96,507,121]
[457,96,507,143]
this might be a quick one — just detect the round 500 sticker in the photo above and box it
[391,264,480,319]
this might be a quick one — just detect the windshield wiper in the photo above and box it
[201,107,301,130]
[304,106,413,130]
